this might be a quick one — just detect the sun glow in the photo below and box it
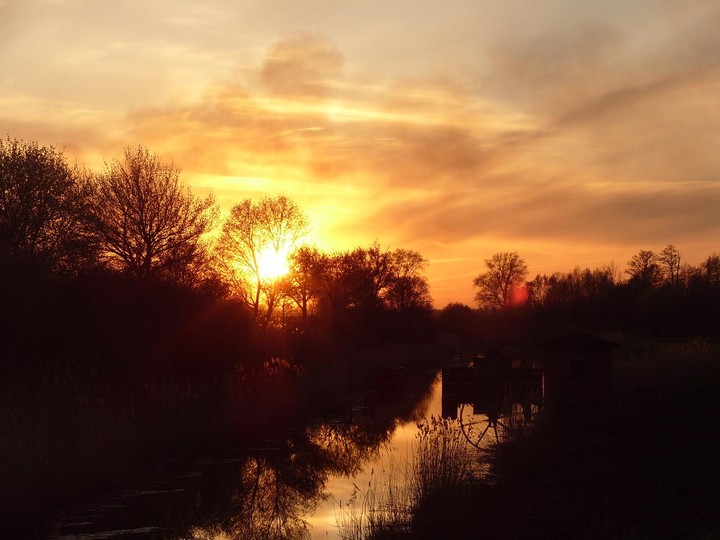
[257,245,291,281]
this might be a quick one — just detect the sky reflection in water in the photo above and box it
[307,374,442,539]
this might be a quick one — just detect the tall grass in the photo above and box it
[335,416,481,539]
[336,469,413,540]
[410,416,478,502]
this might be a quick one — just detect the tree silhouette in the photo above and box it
[284,246,327,322]
[0,137,91,270]
[87,146,217,279]
[438,302,477,342]
[626,249,661,288]
[532,265,617,307]
[216,195,308,324]
[659,244,682,288]
[315,250,354,324]
[341,242,395,311]
[702,253,720,288]
[527,273,552,306]
[305,243,433,337]
[473,252,528,309]
[385,249,432,311]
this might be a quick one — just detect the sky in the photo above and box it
[2,0,719,306]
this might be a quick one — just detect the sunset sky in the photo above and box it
[2,0,719,306]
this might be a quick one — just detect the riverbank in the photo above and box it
[0,340,449,539]
[482,338,720,538]
[335,338,720,539]
[492,339,720,538]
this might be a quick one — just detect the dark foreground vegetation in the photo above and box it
[476,341,720,539]
[335,342,720,539]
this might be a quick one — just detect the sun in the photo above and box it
[257,244,291,281]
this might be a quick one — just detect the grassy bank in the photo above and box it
[477,342,720,538]
[335,339,720,539]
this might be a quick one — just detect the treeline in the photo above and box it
[0,137,434,378]
[451,247,720,342]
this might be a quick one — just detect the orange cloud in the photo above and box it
[260,33,344,98]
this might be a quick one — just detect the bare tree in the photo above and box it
[0,137,92,270]
[473,252,528,309]
[316,251,353,322]
[216,195,308,324]
[703,252,720,288]
[87,146,217,279]
[659,244,682,288]
[527,274,551,306]
[625,249,661,287]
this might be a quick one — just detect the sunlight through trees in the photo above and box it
[215,195,309,324]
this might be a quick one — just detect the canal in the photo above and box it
[50,361,541,539]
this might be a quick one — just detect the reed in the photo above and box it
[336,416,480,539]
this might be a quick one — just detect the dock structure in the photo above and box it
[442,351,543,435]
[442,331,619,443]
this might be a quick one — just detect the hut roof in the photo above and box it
[538,330,619,351]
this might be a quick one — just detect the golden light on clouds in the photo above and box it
[4,0,720,305]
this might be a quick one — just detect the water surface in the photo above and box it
[51,369,444,539]
[306,372,442,538]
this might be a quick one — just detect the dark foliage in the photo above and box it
[0,137,96,273]
[86,146,217,279]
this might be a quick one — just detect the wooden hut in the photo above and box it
[539,330,619,407]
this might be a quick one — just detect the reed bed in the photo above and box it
[336,416,481,539]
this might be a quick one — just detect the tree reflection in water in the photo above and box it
[187,424,401,539]
[185,372,440,540]
[335,416,481,539]
[189,456,316,539]
[307,423,387,477]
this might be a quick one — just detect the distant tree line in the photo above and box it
[451,246,720,341]
[6,135,717,363]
